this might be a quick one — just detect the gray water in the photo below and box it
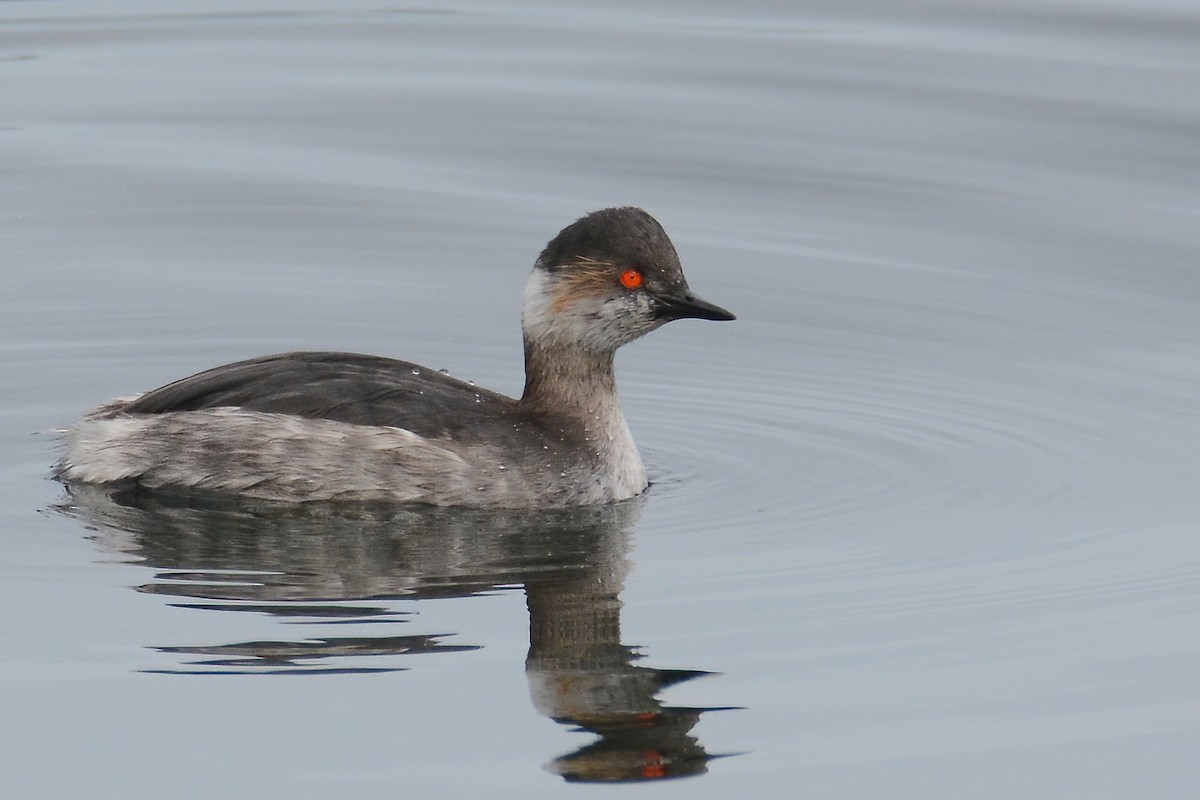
[3,0,1199,796]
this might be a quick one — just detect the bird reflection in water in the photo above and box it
[59,486,735,782]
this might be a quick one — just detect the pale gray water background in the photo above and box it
[3,0,1200,796]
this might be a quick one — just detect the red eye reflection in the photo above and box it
[620,269,644,289]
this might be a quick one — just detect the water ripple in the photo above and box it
[635,327,1199,541]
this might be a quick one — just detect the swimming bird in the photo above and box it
[55,207,735,507]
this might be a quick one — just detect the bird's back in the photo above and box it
[124,352,522,440]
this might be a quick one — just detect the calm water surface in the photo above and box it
[3,0,1199,796]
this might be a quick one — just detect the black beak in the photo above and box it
[653,291,736,322]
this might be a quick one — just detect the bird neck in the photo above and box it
[520,338,620,419]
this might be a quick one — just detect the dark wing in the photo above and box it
[123,351,518,438]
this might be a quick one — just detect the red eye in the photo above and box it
[620,269,644,289]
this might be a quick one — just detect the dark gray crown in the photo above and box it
[536,207,683,277]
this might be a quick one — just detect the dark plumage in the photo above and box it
[124,352,519,438]
[536,206,680,275]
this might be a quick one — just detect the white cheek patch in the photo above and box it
[522,269,558,340]
[522,268,608,347]
[522,269,662,351]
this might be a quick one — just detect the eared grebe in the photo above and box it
[55,207,734,507]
